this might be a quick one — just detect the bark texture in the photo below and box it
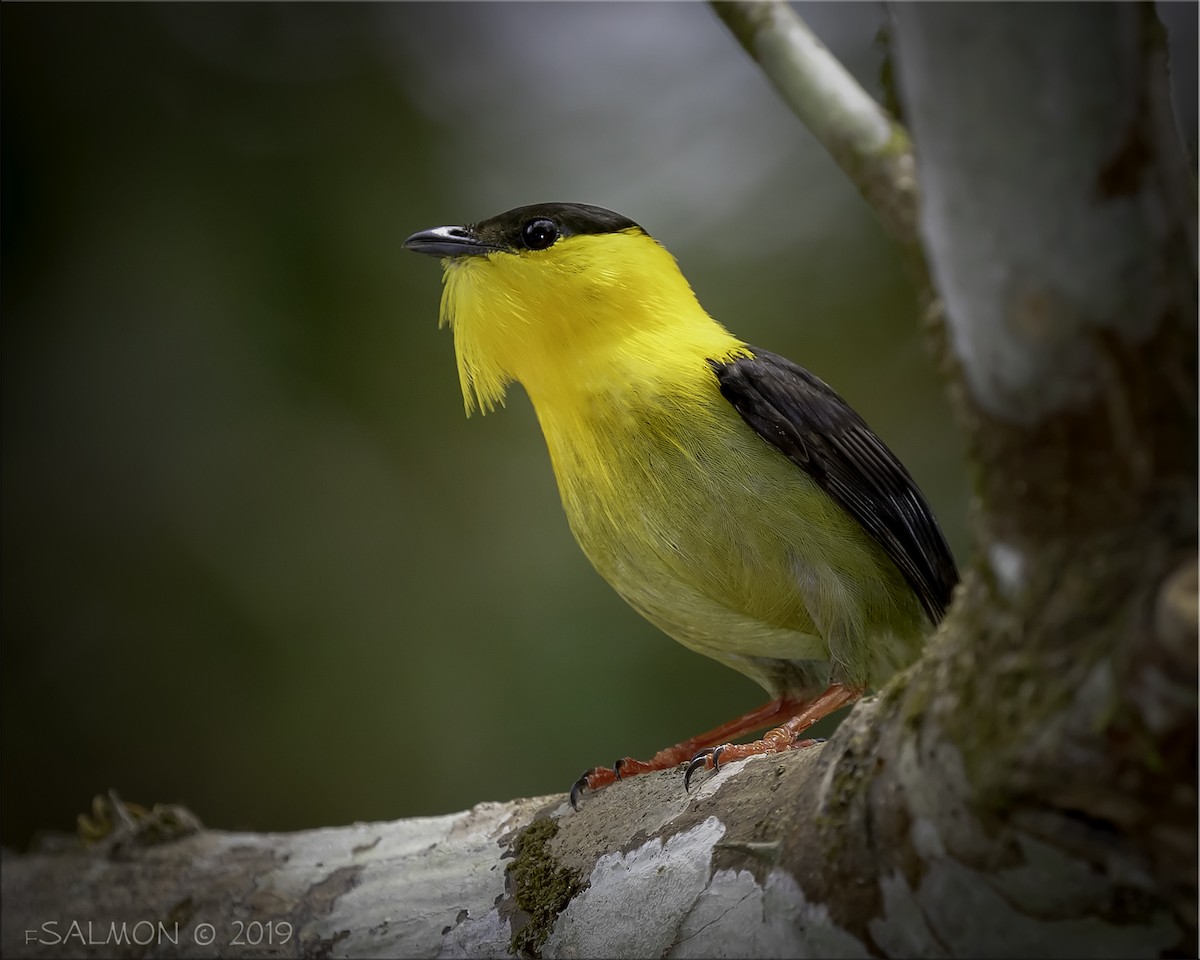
[3,5,1195,958]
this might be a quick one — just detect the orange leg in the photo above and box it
[682,683,863,790]
[570,695,806,809]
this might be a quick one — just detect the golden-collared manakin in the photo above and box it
[404,202,957,807]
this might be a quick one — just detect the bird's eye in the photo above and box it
[521,218,559,251]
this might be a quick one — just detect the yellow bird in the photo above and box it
[404,203,957,807]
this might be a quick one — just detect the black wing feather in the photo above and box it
[710,348,958,623]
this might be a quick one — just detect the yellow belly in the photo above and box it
[534,383,928,696]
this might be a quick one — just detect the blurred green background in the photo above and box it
[2,2,1189,849]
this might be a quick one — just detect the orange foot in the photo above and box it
[682,683,863,790]
[569,684,863,809]
[569,695,805,809]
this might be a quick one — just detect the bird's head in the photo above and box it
[404,202,708,414]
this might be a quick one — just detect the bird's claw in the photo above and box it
[575,733,815,807]
[569,771,592,811]
[683,746,724,792]
[570,763,624,810]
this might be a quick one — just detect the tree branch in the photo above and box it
[710,0,919,248]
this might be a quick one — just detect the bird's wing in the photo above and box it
[709,348,958,624]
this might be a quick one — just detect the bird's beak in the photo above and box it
[403,225,497,259]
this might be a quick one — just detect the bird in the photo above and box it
[403,202,958,808]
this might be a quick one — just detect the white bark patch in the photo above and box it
[295,802,521,958]
[988,542,1025,597]
[436,910,510,960]
[543,810,870,959]
[671,868,870,959]
[542,817,726,958]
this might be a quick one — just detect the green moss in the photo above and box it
[815,720,878,863]
[931,574,1089,817]
[76,791,203,847]
[507,817,584,959]
[888,669,930,733]
[880,123,913,159]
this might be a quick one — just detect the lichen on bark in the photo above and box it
[506,817,584,959]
